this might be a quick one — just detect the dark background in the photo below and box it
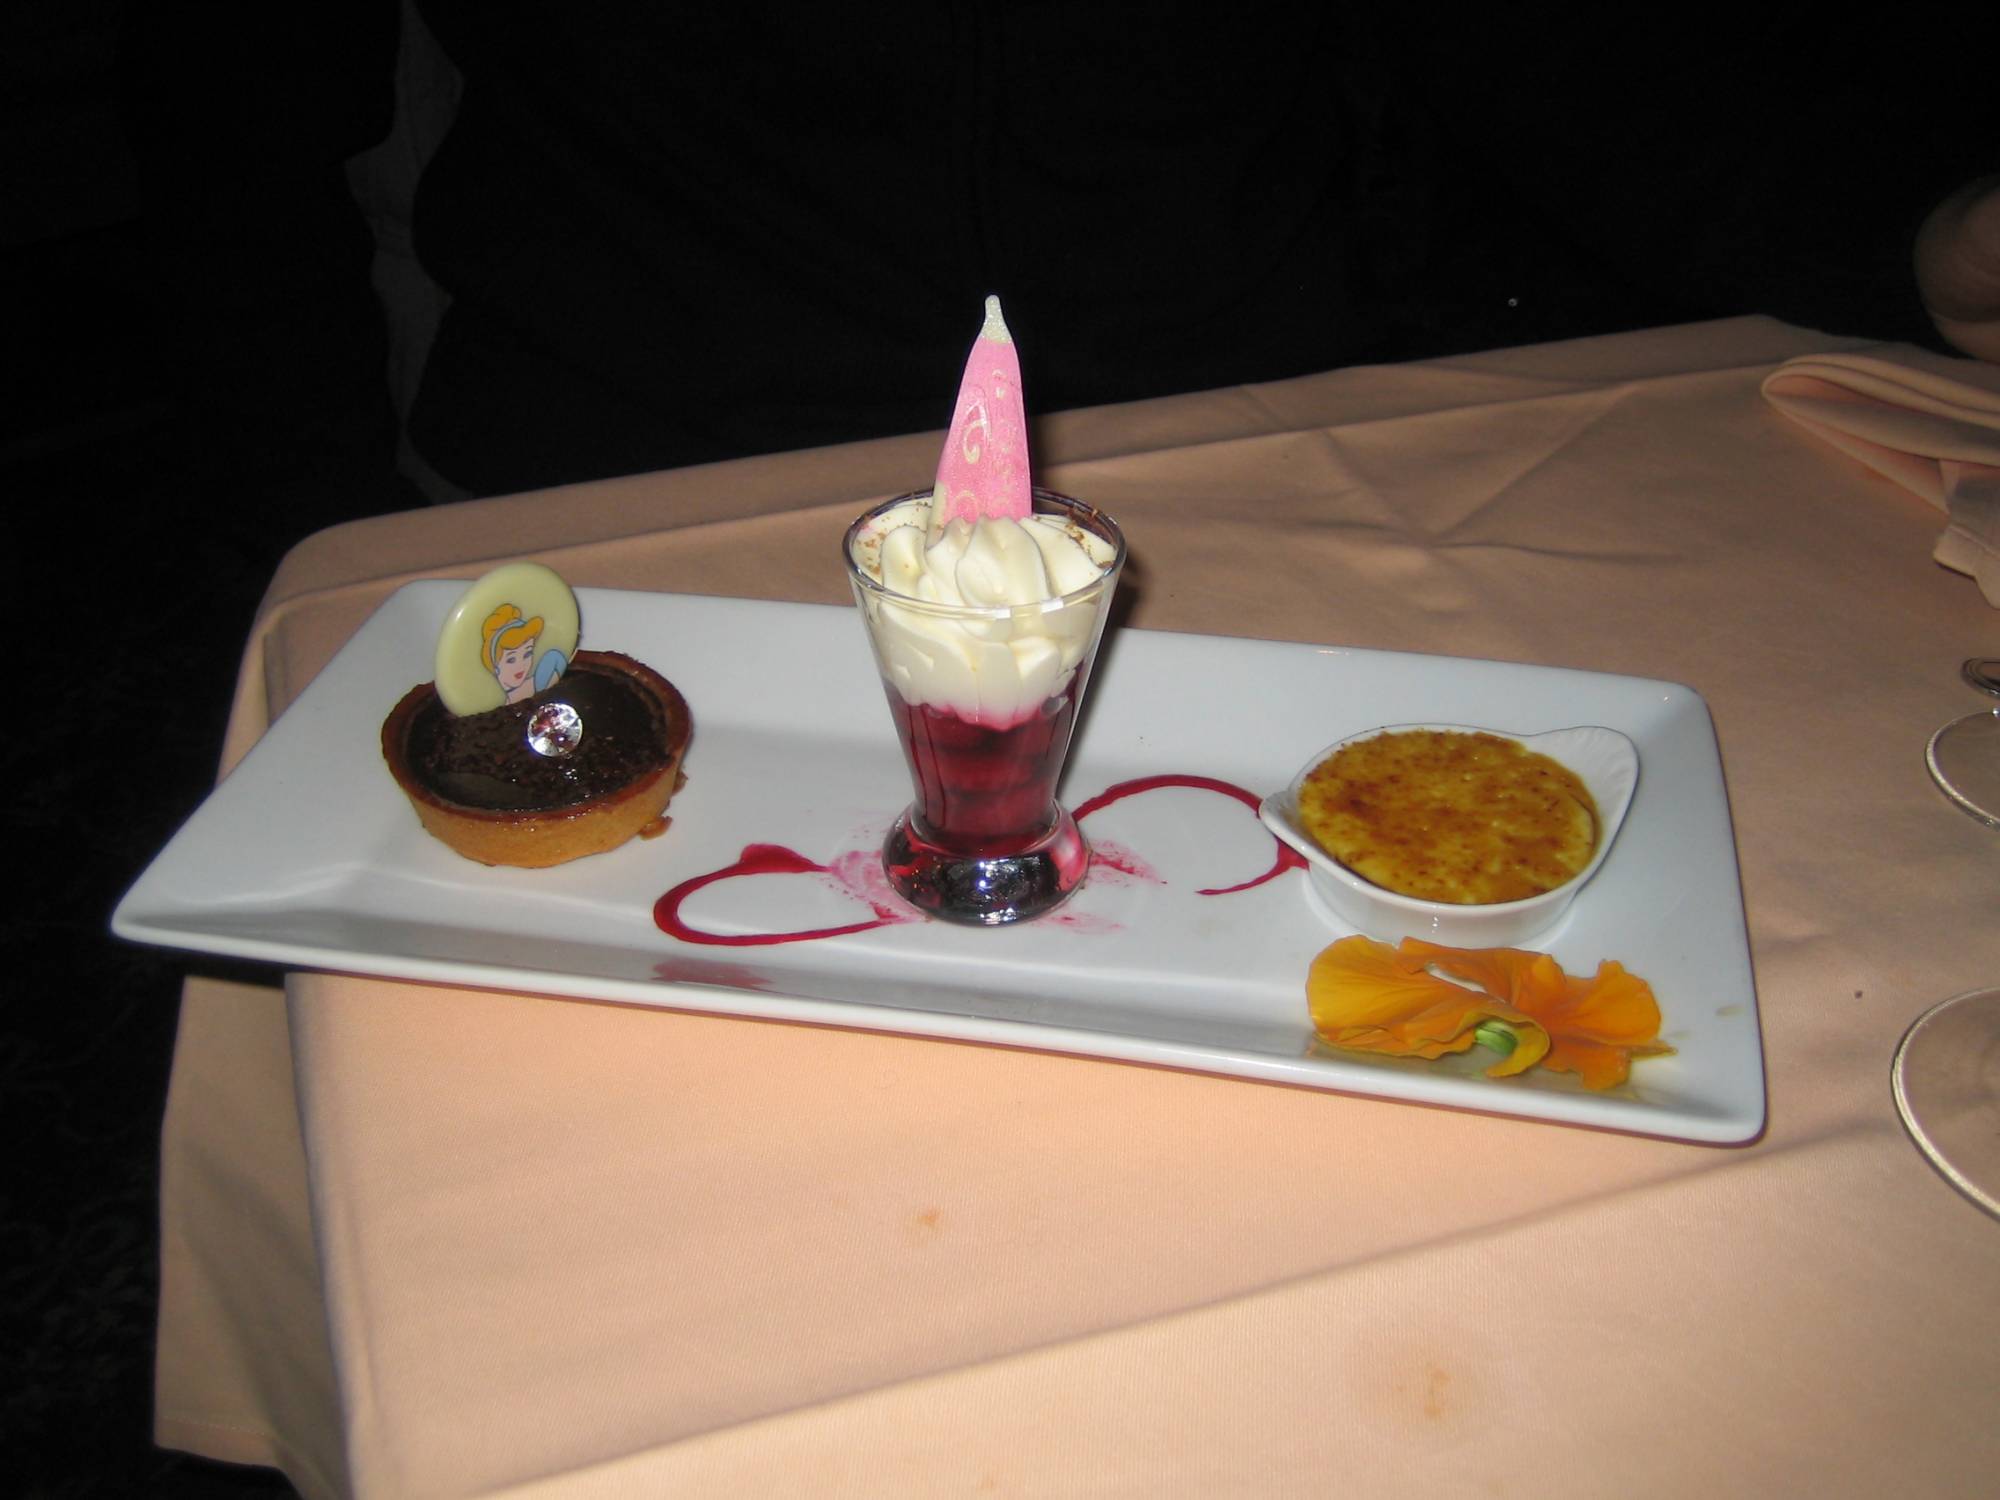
[7,6,330,1495]
[3,4,1987,1496]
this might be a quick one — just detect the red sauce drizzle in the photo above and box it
[653,844,909,946]
[1073,774,1306,895]
[653,774,1302,947]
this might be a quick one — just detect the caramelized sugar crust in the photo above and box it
[1299,730,1596,904]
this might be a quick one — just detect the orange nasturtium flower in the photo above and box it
[1307,936,1672,1090]
[1306,936,1552,1078]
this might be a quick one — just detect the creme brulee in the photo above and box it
[1297,730,1598,904]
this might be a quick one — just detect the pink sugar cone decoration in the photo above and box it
[931,295,1032,534]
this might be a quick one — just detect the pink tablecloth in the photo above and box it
[150,318,2000,1498]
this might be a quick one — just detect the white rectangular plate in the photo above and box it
[115,584,1765,1142]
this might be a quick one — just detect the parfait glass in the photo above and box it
[844,488,1126,925]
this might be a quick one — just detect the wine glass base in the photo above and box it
[1892,986,2000,1219]
[883,809,1089,926]
[1926,708,2000,829]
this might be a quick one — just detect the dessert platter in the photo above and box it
[115,298,1766,1143]
[115,579,1765,1142]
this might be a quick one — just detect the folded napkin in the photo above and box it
[1762,347,2000,606]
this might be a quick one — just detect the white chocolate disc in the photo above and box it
[433,562,581,715]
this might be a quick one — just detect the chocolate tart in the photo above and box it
[382,650,691,867]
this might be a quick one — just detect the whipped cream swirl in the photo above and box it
[850,494,1119,728]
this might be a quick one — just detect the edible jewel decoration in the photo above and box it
[526,701,584,758]
[1307,935,1673,1091]
[433,558,585,764]
[929,294,1032,541]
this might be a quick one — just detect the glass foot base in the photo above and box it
[883,809,1089,926]
[1892,986,2000,1219]
[1927,708,2000,829]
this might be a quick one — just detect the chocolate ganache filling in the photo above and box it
[405,661,669,812]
